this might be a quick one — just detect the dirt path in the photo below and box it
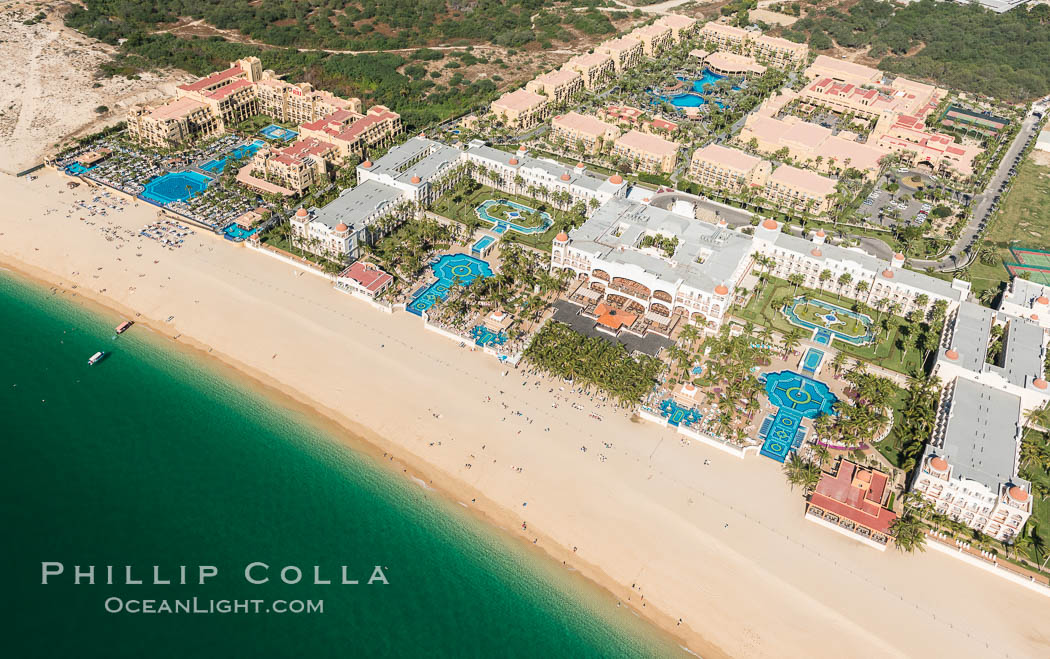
[9,27,59,146]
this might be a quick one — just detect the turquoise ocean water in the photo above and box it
[0,270,683,658]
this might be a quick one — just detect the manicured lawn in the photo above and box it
[432,183,565,249]
[789,297,869,339]
[735,276,926,375]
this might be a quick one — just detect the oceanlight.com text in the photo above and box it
[104,597,324,614]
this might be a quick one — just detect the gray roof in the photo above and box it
[1001,277,1049,310]
[568,196,753,294]
[948,301,994,372]
[997,317,1045,387]
[770,231,966,301]
[465,142,619,195]
[312,179,402,230]
[935,378,1021,492]
[367,137,461,187]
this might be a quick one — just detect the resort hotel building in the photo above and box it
[128,57,263,148]
[910,296,1050,542]
[525,69,585,106]
[489,89,550,130]
[550,112,622,155]
[291,137,626,261]
[297,105,403,161]
[551,196,755,329]
[463,141,628,212]
[806,460,898,550]
[248,137,339,196]
[561,53,616,91]
[596,36,645,72]
[611,130,681,174]
[798,56,981,179]
[739,90,889,179]
[552,206,971,335]
[750,219,969,316]
[689,144,840,214]
[127,56,402,155]
[698,22,809,68]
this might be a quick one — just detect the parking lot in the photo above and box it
[857,168,970,229]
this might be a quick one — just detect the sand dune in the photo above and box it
[2,169,1047,658]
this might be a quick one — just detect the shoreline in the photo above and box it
[0,256,709,657]
[4,168,1049,659]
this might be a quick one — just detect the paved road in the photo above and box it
[843,109,1043,270]
[909,110,1044,271]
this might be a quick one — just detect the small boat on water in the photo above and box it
[88,351,107,366]
[115,320,133,334]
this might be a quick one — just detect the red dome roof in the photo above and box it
[560,173,571,181]
[945,349,959,361]
[1038,296,1049,305]
[1034,378,1048,390]
[518,145,527,152]
[576,162,585,168]
[608,174,623,185]
[1009,486,1030,502]
[816,229,826,237]
[295,208,308,217]
[411,175,421,184]
[335,222,348,232]
[508,158,519,165]
[717,218,728,225]
[714,284,729,295]
[362,160,372,168]
[761,219,778,230]
[882,269,894,278]
[1031,314,1039,321]
[555,231,568,242]
[930,456,949,472]
[811,248,822,257]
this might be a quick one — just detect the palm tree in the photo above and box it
[783,453,820,492]
[890,514,927,553]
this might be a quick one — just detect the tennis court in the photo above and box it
[1005,246,1050,286]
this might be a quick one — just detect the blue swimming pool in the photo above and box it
[471,235,496,257]
[200,140,265,173]
[649,70,736,108]
[223,224,258,242]
[759,370,838,462]
[659,399,702,428]
[140,171,213,205]
[65,162,95,175]
[259,124,298,141]
[471,325,507,347]
[475,199,553,235]
[408,254,494,316]
[801,348,824,376]
[782,296,875,346]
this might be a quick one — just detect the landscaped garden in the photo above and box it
[432,181,585,250]
[735,275,945,376]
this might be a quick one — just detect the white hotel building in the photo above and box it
[291,138,627,261]
[552,198,756,329]
[552,213,970,332]
[909,297,1049,542]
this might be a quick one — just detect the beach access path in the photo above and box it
[2,169,1048,659]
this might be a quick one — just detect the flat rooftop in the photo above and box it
[935,378,1021,492]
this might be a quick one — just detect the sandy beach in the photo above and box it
[2,169,1048,658]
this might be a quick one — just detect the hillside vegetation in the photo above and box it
[776,0,1050,102]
